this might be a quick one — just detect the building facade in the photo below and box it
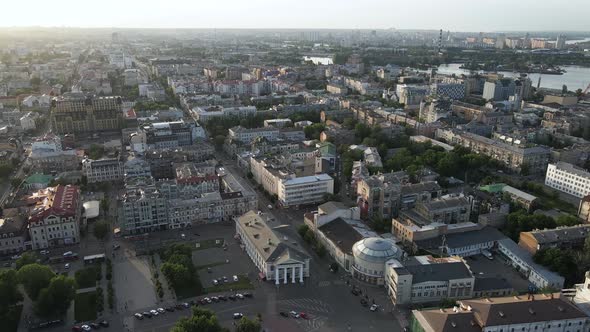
[82,158,123,183]
[545,162,590,198]
[51,94,124,134]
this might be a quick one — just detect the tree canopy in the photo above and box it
[34,275,76,318]
[17,264,55,300]
[170,307,229,332]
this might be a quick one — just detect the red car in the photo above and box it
[299,312,309,319]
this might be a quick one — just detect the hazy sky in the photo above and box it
[2,0,589,31]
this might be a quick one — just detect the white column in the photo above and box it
[275,267,279,285]
[284,266,288,284]
[299,264,304,283]
[291,266,296,283]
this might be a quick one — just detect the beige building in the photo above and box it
[0,217,28,255]
[236,211,310,284]
[28,185,81,249]
[386,255,474,305]
[51,94,124,134]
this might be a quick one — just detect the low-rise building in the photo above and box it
[0,217,28,255]
[386,255,475,305]
[236,211,310,284]
[351,237,402,286]
[519,225,590,255]
[411,293,589,332]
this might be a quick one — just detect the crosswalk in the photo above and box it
[277,297,333,314]
[318,279,346,287]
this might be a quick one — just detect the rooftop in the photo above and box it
[317,218,364,254]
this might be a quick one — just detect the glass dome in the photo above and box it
[352,237,399,263]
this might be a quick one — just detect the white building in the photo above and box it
[19,112,38,131]
[236,211,310,284]
[228,126,280,144]
[82,158,123,183]
[191,106,257,123]
[545,162,590,198]
[263,119,292,128]
[278,174,334,207]
[27,185,81,249]
[351,237,402,285]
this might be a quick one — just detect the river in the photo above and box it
[435,63,590,91]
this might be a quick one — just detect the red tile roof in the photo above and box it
[28,185,80,223]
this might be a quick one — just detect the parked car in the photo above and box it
[40,250,49,255]
[81,325,92,331]
[360,298,368,307]
[63,251,74,257]
[243,292,253,298]
[112,244,120,250]
[157,307,165,313]
[228,295,236,301]
[267,204,273,209]
[233,313,243,319]
[11,254,21,260]
[99,320,109,327]
[299,312,309,319]
[182,302,190,308]
[370,304,379,312]
[232,275,239,282]
[351,289,360,296]
[175,304,184,310]
[290,311,300,318]
[218,295,227,301]
[166,307,175,312]
[211,296,219,302]
[204,297,212,303]
[64,263,70,269]
[236,293,244,299]
[279,312,289,317]
[212,279,219,285]
[72,326,82,332]
[142,311,152,318]
[134,313,143,320]
[150,309,159,316]
[89,322,100,329]
[222,276,228,283]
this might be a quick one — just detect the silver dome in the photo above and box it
[352,237,399,263]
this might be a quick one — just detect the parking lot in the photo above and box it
[466,254,532,292]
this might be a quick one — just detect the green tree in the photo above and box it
[171,307,229,332]
[87,144,105,160]
[0,270,22,311]
[161,263,192,288]
[35,275,76,317]
[93,221,109,240]
[297,224,309,238]
[236,316,262,332]
[213,135,226,151]
[17,264,55,300]
[16,252,38,270]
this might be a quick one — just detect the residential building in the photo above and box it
[579,196,590,222]
[51,94,124,134]
[229,126,279,144]
[431,82,466,100]
[191,106,257,123]
[278,174,334,207]
[264,119,292,128]
[411,293,589,332]
[119,181,169,234]
[235,211,310,284]
[304,201,360,231]
[82,158,123,183]
[400,181,442,210]
[437,129,550,173]
[545,162,590,198]
[519,225,590,255]
[385,255,474,305]
[483,78,516,101]
[357,173,403,220]
[0,217,28,255]
[27,185,81,249]
[28,135,80,172]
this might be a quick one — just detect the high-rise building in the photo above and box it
[51,93,124,134]
[556,34,567,49]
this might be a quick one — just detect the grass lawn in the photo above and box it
[2,305,22,332]
[175,282,204,299]
[75,291,97,322]
[194,238,225,251]
[204,274,254,294]
[75,265,101,289]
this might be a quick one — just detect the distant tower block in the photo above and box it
[112,32,119,43]
[438,29,443,54]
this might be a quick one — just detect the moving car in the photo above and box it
[370,304,379,312]
[236,293,244,299]
[134,313,143,320]
[233,313,243,319]
[212,279,219,285]
[64,263,70,269]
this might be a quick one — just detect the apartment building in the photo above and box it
[27,185,81,249]
[545,162,590,198]
[229,126,280,143]
[82,158,123,183]
[191,105,257,123]
[51,94,124,134]
[386,255,474,305]
[278,174,334,207]
[119,183,169,234]
[0,217,28,255]
[142,120,205,149]
[519,225,590,255]
[437,129,550,173]
[356,173,403,220]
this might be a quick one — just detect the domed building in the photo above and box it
[352,237,401,285]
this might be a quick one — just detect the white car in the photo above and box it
[236,293,244,299]
[40,250,49,255]
[233,275,239,282]
[64,263,70,269]
[81,325,92,331]
[370,304,379,312]
[63,251,73,257]
[267,204,273,209]
[157,307,165,313]
[233,313,243,319]
[290,311,300,318]
[11,254,21,260]
[150,309,159,316]
[212,279,218,285]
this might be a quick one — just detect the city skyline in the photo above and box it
[2,0,589,32]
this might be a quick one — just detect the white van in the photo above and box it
[481,249,493,260]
